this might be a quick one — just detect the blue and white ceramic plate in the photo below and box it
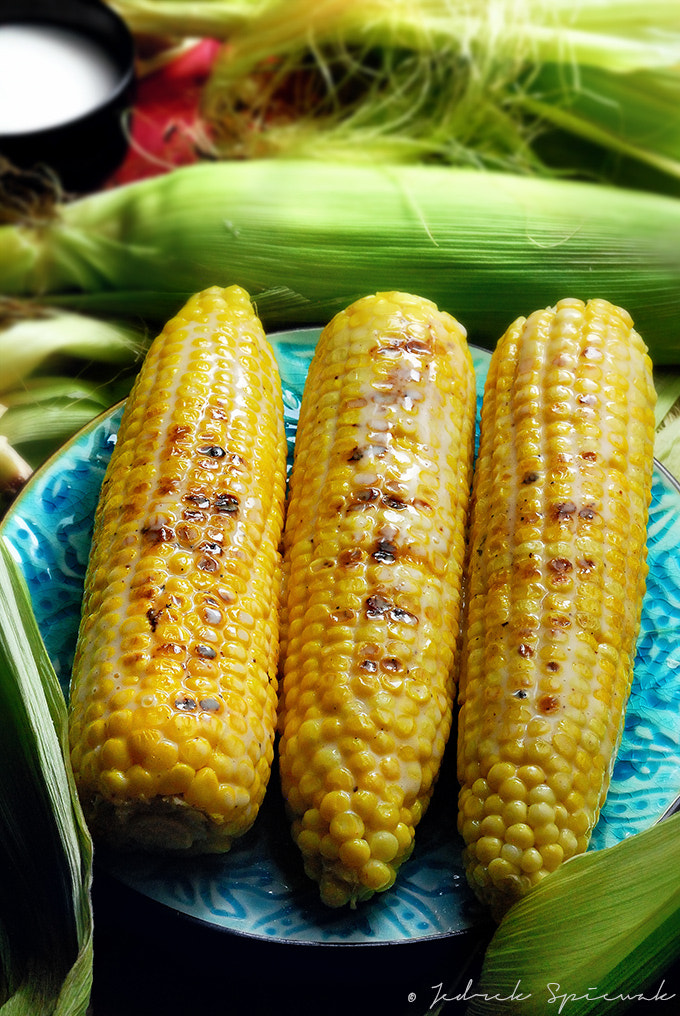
[2,330,680,945]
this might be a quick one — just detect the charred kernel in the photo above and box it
[355,487,380,503]
[390,606,418,625]
[365,594,390,617]
[195,644,217,659]
[339,548,363,566]
[553,501,576,520]
[199,445,226,457]
[214,494,239,513]
[198,556,219,572]
[141,524,174,543]
[548,558,572,573]
[183,494,210,509]
[198,541,223,555]
[538,694,560,714]
[372,540,397,562]
[174,695,198,711]
[381,494,408,510]
[146,607,162,631]
[199,697,221,712]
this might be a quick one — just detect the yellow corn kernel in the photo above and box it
[68,285,287,854]
[278,291,476,906]
[457,297,656,918]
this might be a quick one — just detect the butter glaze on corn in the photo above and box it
[68,285,287,853]
[278,291,476,907]
[457,297,656,918]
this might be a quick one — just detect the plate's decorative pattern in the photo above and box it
[2,332,679,943]
[590,462,680,849]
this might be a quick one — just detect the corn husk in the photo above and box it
[1,160,679,363]
[0,540,93,1015]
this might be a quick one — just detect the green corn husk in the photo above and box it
[0,539,94,1015]
[457,812,680,1016]
[1,159,680,362]
[0,374,135,472]
[518,63,680,193]
[0,305,147,498]
[196,0,680,188]
[108,0,274,37]
[0,304,148,396]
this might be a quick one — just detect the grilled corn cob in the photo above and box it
[68,285,287,853]
[278,291,476,907]
[457,297,656,918]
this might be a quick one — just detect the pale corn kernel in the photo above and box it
[297,829,321,856]
[500,843,523,867]
[339,837,372,868]
[107,709,134,738]
[480,815,505,838]
[502,800,527,826]
[359,859,393,892]
[319,834,341,860]
[505,823,535,850]
[519,847,544,874]
[475,836,502,864]
[527,802,554,827]
[100,770,128,798]
[101,737,132,771]
[460,819,481,844]
[156,763,195,796]
[367,830,400,863]
[483,794,504,816]
[180,737,213,770]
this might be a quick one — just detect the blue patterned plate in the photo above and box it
[2,331,680,945]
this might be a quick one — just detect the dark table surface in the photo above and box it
[90,865,680,1016]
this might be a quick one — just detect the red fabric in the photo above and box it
[109,38,221,186]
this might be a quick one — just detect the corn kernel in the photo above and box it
[339,837,372,868]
